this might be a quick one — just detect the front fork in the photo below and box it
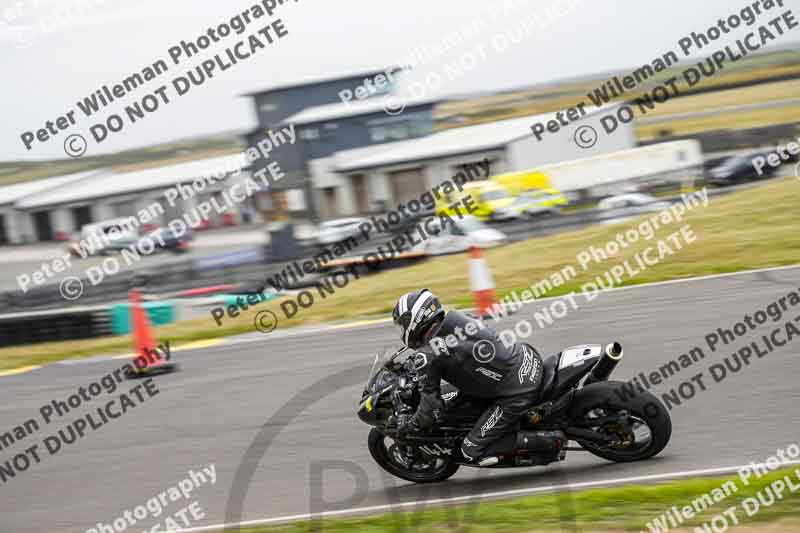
[389,387,420,464]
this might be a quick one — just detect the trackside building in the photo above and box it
[0,155,252,244]
[306,103,636,216]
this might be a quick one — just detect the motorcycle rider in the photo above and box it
[392,289,544,466]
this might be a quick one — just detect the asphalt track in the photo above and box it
[2,266,800,533]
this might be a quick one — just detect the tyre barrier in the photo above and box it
[0,306,113,348]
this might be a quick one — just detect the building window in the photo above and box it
[371,123,410,142]
[387,122,409,140]
[370,119,427,143]
[410,119,433,137]
[370,126,388,142]
[299,128,320,140]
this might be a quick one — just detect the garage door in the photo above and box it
[389,168,427,205]
[33,211,53,241]
[71,206,92,231]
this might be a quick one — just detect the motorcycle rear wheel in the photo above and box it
[568,380,672,462]
[368,428,460,483]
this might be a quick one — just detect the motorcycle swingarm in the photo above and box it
[562,426,614,445]
[531,390,577,426]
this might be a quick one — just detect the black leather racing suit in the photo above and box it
[409,310,544,461]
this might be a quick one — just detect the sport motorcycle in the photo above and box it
[357,342,671,483]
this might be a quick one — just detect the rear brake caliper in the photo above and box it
[605,410,635,448]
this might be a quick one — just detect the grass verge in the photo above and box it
[219,467,800,532]
[636,105,800,141]
[1,177,799,370]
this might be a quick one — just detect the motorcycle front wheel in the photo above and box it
[368,428,460,483]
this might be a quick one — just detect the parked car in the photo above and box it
[706,153,778,186]
[510,187,568,218]
[316,217,368,246]
[139,226,193,254]
[598,193,672,216]
[703,155,729,174]
[417,215,507,255]
[67,218,139,258]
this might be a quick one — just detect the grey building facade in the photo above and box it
[244,67,433,220]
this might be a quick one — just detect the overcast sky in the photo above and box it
[2,0,799,161]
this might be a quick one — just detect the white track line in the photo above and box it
[181,460,800,532]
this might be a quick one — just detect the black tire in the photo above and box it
[367,428,460,484]
[568,380,672,462]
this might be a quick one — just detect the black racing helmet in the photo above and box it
[392,289,445,349]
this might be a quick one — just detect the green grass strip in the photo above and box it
[227,466,800,532]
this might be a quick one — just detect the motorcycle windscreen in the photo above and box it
[365,348,403,392]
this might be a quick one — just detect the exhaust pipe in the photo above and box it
[515,430,567,465]
[516,430,566,453]
[584,342,623,385]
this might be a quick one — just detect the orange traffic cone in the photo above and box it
[469,246,500,318]
[126,290,177,379]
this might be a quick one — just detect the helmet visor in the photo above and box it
[393,313,410,344]
[394,323,406,343]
